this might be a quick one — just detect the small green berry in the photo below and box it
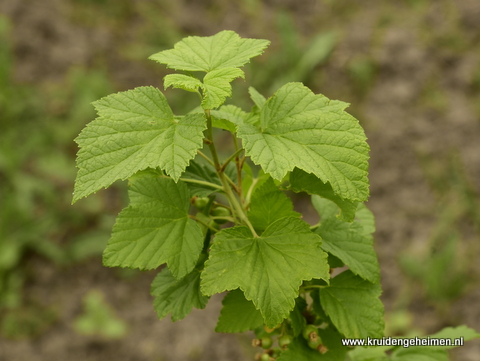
[278,334,293,350]
[211,207,230,224]
[308,339,321,350]
[193,197,209,210]
[260,353,271,361]
[260,336,273,349]
[302,324,321,343]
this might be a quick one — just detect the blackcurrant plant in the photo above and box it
[73,31,478,360]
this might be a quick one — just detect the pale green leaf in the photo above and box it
[149,30,270,72]
[249,86,266,109]
[211,104,247,132]
[312,196,379,282]
[312,194,341,220]
[320,270,384,339]
[290,168,358,222]
[355,203,376,236]
[237,82,370,202]
[164,74,202,93]
[201,67,244,109]
[73,86,206,202]
[248,177,301,233]
[151,265,208,322]
[73,291,127,339]
[103,175,203,279]
[201,217,330,327]
[315,217,379,283]
[215,289,264,333]
[428,325,480,348]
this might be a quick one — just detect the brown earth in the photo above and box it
[0,0,479,360]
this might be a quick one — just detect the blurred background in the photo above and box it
[0,0,479,360]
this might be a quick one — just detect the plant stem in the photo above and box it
[220,148,244,172]
[178,177,223,190]
[204,109,258,237]
[189,215,218,233]
[197,150,215,166]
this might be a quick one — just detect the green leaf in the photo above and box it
[312,196,379,282]
[289,297,307,337]
[248,177,301,233]
[164,74,202,93]
[277,326,347,361]
[201,217,330,327]
[312,194,341,220]
[347,346,390,361]
[149,30,270,72]
[103,175,204,279]
[151,265,208,322]
[73,86,206,202]
[73,291,127,339]
[427,325,480,349]
[201,67,244,109]
[215,289,264,333]
[391,348,449,361]
[211,104,247,132]
[276,337,324,361]
[249,86,266,109]
[290,168,358,222]
[320,271,384,339]
[237,82,369,202]
[183,160,222,197]
[355,203,376,236]
[315,218,379,283]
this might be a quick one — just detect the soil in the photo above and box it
[0,0,479,360]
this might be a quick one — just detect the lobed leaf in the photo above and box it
[238,82,370,202]
[201,67,244,109]
[149,30,270,72]
[73,86,206,202]
[320,270,384,339]
[151,265,208,322]
[201,217,330,327]
[103,175,203,279]
[215,289,264,333]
